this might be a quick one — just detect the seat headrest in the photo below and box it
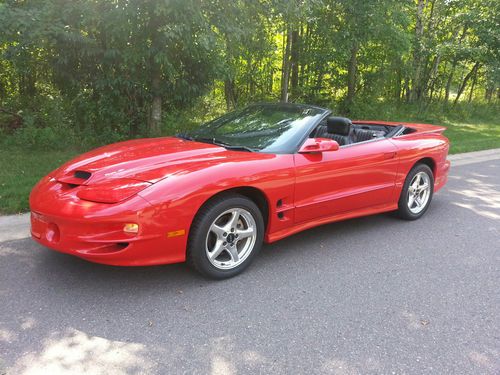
[326,117,352,136]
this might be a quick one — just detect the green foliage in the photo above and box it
[0,0,498,151]
[0,0,498,214]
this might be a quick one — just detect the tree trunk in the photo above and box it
[444,65,455,103]
[467,66,479,103]
[248,57,256,97]
[148,7,162,136]
[404,78,411,103]
[453,62,480,106]
[395,62,402,100]
[280,27,292,103]
[20,70,36,99]
[224,79,237,110]
[410,0,425,102]
[315,72,324,94]
[417,0,441,102]
[150,75,162,136]
[345,42,359,108]
[444,25,468,103]
[298,24,309,88]
[429,85,435,102]
[425,54,441,100]
[290,29,300,96]
[268,67,274,93]
[484,86,493,102]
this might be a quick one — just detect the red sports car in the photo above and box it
[30,103,450,278]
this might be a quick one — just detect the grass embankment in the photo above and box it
[0,149,78,214]
[349,102,500,154]
[441,120,500,154]
[0,103,498,214]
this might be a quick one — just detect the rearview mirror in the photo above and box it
[298,138,340,153]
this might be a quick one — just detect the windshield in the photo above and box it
[187,104,327,153]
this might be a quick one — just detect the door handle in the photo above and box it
[384,152,397,159]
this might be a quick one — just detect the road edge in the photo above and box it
[448,148,500,166]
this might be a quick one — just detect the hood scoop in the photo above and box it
[57,170,92,187]
[74,170,92,180]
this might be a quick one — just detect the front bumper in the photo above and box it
[31,212,158,265]
[435,159,451,192]
[29,177,187,266]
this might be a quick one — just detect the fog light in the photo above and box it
[123,223,139,234]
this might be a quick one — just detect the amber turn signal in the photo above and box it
[123,223,139,234]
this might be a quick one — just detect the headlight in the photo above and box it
[77,179,151,203]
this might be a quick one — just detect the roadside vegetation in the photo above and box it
[0,0,498,214]
[1,101,498,215]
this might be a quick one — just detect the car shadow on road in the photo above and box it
[2,201,440,287]
[16,211,410,290]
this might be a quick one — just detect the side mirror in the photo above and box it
[298,138,340,153]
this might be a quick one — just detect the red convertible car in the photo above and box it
[30,103,450,278]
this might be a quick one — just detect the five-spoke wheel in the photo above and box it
[206,208,257,270]
[188,194,264,279]
[397,163,434,220]
[407,171,431,214]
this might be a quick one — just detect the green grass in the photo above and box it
[441,120,500,154]
[0,103,498,215]
[347,101,500,154]
[0,148,79,214]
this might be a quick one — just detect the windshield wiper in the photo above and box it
[194,137,256,152]
[175,133,193,141]
[223,145,256,152]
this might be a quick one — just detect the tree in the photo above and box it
[0,0,497,143]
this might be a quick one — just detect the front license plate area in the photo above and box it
[31,212,47,239]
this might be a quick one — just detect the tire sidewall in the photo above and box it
[398,164,434,220]
[188,195,264,279]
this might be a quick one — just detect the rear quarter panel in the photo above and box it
[389,132,450,199]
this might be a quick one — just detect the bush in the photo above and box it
[1,96,79,149]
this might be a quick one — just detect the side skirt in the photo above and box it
[265,202,398,243]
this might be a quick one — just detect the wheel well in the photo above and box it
[415,157,436,176]
[198,187,270,230]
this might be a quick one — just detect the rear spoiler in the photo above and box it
[404,123,446,135]
[353,120,446,136]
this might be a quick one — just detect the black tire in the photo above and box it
[187,193,264,279]
[396,163,434,220]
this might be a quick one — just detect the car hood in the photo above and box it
[52,137,268,185]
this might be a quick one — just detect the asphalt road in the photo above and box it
[1,154,499,374]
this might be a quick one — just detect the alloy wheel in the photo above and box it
[407,171,431,214]
[205,208,257,270]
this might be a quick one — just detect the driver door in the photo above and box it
[293,138,399,223]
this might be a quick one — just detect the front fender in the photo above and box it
[138,154,296,256]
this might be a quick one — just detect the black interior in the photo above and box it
[312,116,391,146]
